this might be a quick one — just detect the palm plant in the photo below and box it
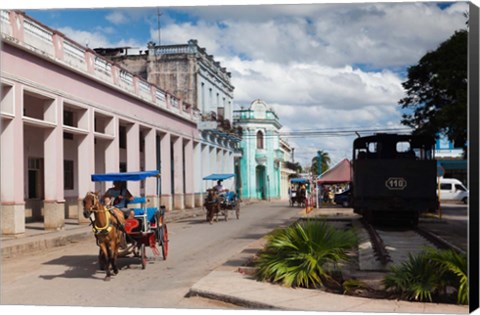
[254,220,357,288]
[383,247,468,304]
[384,252,441,302]
[424,247,468,304]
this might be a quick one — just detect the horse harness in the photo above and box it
[84,192,123,237]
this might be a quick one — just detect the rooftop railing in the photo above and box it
[1,10,199,122]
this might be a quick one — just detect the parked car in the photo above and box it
[334,189,351,207]
[437,178,468,204]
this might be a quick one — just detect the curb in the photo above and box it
[1,207,207,258]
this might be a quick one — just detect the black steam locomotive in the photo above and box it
[351,133,437,226]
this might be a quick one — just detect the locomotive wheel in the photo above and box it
[160,225,169,260]
[140,243,147,269]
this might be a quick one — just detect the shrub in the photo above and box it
[254,220,357,288]
[383,247,468,304]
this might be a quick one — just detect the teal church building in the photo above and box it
[233,100,285,200]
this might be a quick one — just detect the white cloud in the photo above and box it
[51,2,467,167]
[106,11,128,24]
[58,26,145,50]
[58,27,110,48]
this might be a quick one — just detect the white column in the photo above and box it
[144,128,157,205]
[184,139,194,208]
[172,136,184,209]
[193,142,202,206]
[105,117,119,173]
[77,127,95,224]
[127,122,140,196]
[160,132,172,211]
[1,111,25,234]
[201,144,209,192]
[43,100,64,230]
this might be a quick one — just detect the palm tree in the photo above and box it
[311,151,331,176]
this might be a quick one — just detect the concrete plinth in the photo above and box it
[195,193,204,207]
[1,204,26,235]
[173,193,185,210]
[44,201,65,230]
[161,195,173,212]
[184,193,195,208]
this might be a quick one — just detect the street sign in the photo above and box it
[385,177,407,190]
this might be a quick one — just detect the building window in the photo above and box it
[64,110,74,127]
[64,160,74,190]
[257,131,264,149]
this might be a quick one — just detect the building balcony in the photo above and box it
[274,149,284,162]
[255,149,267,165]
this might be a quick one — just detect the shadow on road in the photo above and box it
[39,255,99,280]
[38,254,154,281]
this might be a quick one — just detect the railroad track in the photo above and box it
[356,219,465,271]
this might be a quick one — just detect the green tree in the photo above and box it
[311,151,331,176]
[399,29,468,154]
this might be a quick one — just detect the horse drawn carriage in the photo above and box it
[203,173,240,223]
[83,170,168,280]
[289,178,308,207]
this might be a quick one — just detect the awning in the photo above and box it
[91,170,160,182]
[317,159,352,184]
[202,173,235,181]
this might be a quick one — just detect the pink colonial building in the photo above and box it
[0,10,234,235]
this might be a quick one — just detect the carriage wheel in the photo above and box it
[140,243,147,269]
[160,224,169,260]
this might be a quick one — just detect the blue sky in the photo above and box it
[8,0,471,168]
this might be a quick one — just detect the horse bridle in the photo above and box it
[84,191,117,235]
[83,192,108,218]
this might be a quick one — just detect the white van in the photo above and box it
[437,178,468,204]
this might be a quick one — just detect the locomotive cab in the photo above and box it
[352,133,437,226]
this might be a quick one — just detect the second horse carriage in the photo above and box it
[83,170,168,280]
[289,178,308,207]
[203,173,240,223]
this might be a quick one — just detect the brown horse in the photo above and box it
[204,189,220,224]
[83,191,126,281]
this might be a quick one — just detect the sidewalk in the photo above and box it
[188,236,468,314]
[1,204,470,314]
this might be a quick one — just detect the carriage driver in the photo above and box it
[103,181,135,219]
[214,180,225,193]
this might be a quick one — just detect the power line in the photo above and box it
[237,127,413,138]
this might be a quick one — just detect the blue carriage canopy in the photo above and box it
[290,178,308,184]
[91,170,160,182]
[202,173,235,181]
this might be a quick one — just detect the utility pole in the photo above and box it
[157,8,162,51]
[317,150,322,209]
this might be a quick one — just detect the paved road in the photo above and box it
[1,201,302,309]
